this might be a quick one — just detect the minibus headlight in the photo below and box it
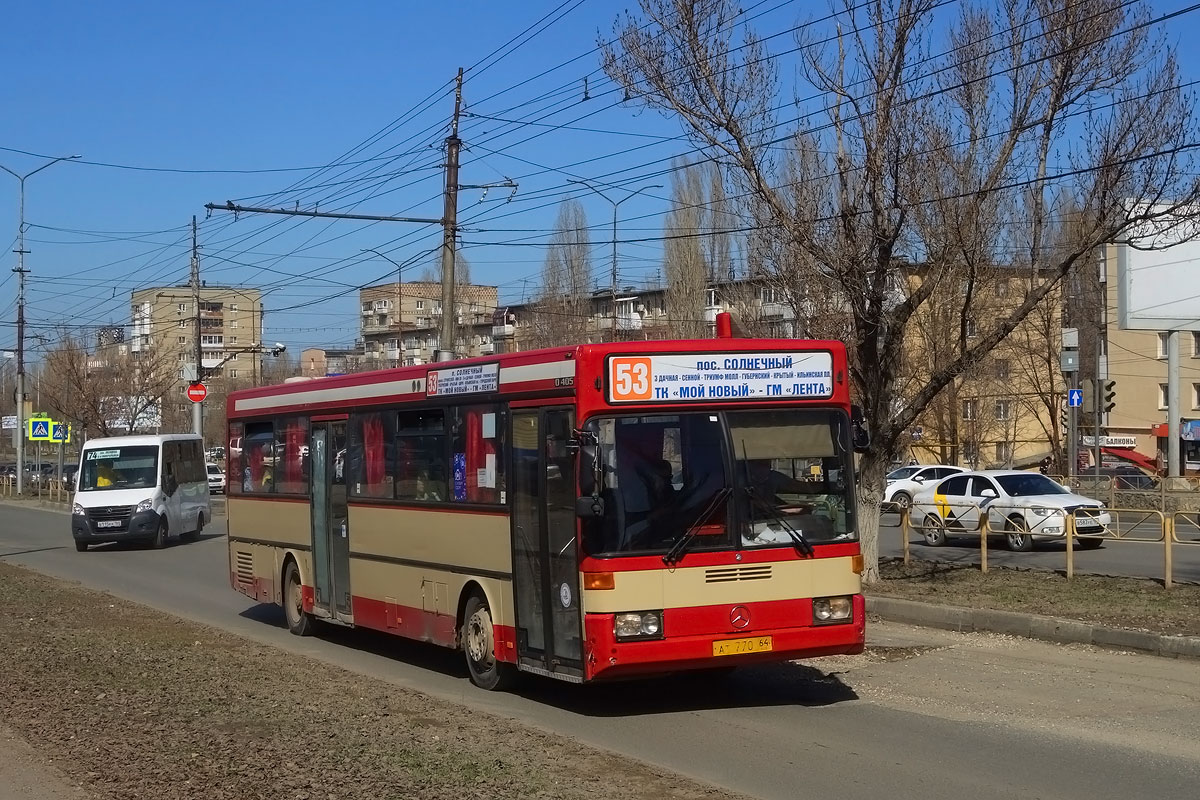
[615,611,663,640]
[813,596,853,624]
[136,498,154,513]
[72,503,85,516]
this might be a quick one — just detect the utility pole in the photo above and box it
[1093,375,1102,481]
[437,68,464,363]
[1,153,80,494]
[1167,329,1181,478]
[1060,327,1080,478]
[191,215,203,439]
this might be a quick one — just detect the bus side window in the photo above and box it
[449,405,506,504]
[395,409,446,502]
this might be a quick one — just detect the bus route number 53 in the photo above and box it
[609,357,654,402]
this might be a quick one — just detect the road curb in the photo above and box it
[0,498,70,515]
[866,595,1200,659]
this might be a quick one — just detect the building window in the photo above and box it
[416,300,424,310]
[229,369,238,378]
[1193,383,1200,410]
[177,368,185,378]
[995,359,1010,380]
[1193,331,1200,357]
[177,353,186,362]
[229,320,239,329]
[177,303,186,313]
[995,399,1012,421]
[230,304,239,312]
[995,442,1012,464]
[1160,383,1169,410]
[962,440,979,465]
[1158,332,1169,359]
[178,320,186,329]
[177,336,186,344]
[176,403,186,412]
[962,399,978,421]
[230,336,238,345]
[965,318,977,338]
[995,278,1009,298]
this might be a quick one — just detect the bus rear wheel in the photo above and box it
[283,560,314,637]
[461,593,516,691]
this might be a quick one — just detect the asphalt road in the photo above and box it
[2,502,1198,800]
[879,510,1200,583]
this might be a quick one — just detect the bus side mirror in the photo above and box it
[851,405,871,452]
[576,495,605,518]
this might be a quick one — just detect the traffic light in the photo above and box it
[1103,380,1116,413]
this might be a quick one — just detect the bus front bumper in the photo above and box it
[582,594,865,680]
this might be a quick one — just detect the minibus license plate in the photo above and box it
[96,520,121,528]
[713,636,772,657]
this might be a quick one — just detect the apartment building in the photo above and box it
[358,281,498,366]
[299,346,360,378]
[130,286,263,423]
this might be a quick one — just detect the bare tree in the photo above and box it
[39,331,177,438]
[529,199,593,347]
[664,159,712,338]
[602,0,1200,579]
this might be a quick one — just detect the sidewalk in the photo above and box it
[0,726,90,800]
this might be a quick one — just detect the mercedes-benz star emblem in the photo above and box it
[730,605,750,629]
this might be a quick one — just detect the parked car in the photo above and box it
[884,464,965,510]
[912,470,1111,552]
[206,463,226,494]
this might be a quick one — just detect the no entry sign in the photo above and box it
[186,383,208,403]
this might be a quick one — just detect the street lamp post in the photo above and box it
[567,180,662,340]
[0,154,81,494]
[362,248,409,366]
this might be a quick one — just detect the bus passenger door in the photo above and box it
[511,408,583,679]
[311,421,353,621]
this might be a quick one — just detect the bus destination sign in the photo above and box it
[426,363,499,397]
[607,352,834,404]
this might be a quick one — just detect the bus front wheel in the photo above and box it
[461,593,516,691]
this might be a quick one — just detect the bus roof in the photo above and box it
[81,434,200,448]
[228,338,848,419]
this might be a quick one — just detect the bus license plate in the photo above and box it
[96,520,121,528]
[713,636,772,657]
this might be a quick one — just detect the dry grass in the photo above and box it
[872,558,1200,636]
[0,562,736,800]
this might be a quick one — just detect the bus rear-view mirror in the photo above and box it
[850,405,871,452]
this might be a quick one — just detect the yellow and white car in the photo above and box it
[911,470,1111,552]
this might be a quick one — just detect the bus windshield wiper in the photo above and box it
[663,487,732,566]
[745,488,815,557]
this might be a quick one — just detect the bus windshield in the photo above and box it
[583,409,856,556]
[79,445,160,492]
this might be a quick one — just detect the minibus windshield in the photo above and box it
[79,446,160,492]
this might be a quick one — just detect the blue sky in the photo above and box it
[2,1,1198,358]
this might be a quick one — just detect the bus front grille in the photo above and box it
[705,565,772,583]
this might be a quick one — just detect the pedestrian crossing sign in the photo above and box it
[50,422,71,443]
[27,418,51,440]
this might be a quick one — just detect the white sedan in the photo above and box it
[206,463,226,495]
[912,470,1111,552]
[884,464,965,511]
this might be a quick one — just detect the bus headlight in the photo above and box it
[72,503,85,516]
[136,498,154,513]
[813,596,853,624]
[615,611,663,640]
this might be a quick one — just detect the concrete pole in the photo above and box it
[1167,329,1181,478]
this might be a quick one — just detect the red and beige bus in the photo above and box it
[226,332,867,689]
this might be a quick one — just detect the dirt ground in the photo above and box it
[0,562,741,800]
[872,557,1200,636]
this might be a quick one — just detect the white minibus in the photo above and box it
[71,434,211,551]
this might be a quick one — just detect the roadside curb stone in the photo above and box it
[866,595,1200,660]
